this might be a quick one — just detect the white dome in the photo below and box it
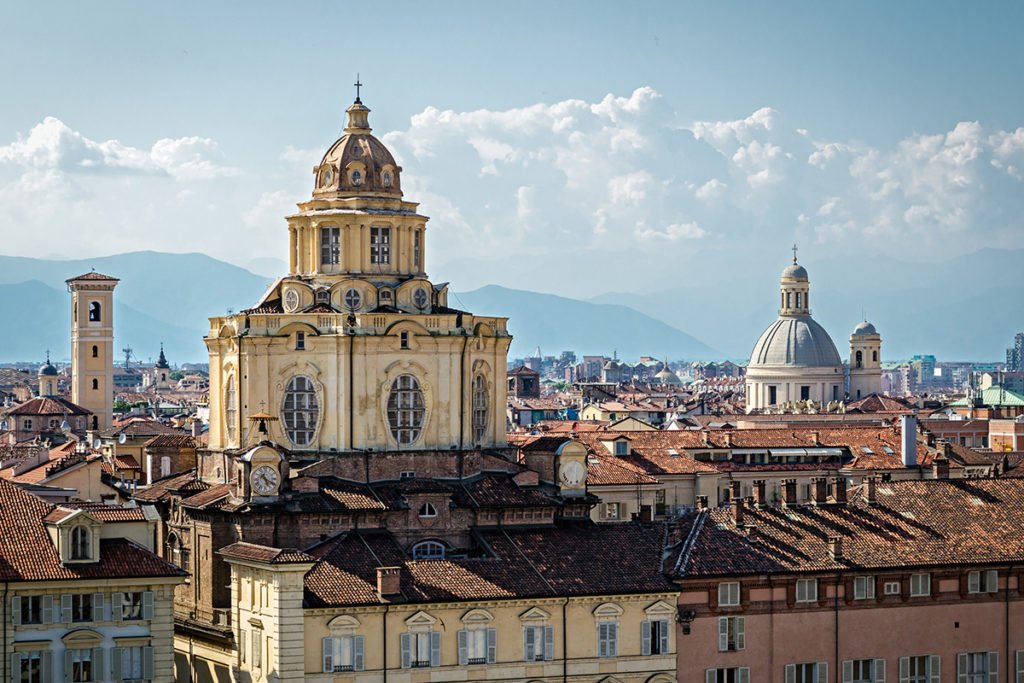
[781,263,808,280]
[852,320,878,336]
[749,316,843,368]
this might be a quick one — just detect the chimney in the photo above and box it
[942,441,953,458]
[732,497,744,525]
[832,476,847,504]
[900,415,917,467]
[377,567,402,598]
[932,454,950,480]
[701,430,710,447]
[191,419,203,438]
[729,480,742,502]
[810,431,820,446]
[723,431,732,448]
[828,536,843,561]
[925,432,936,447]
[695,495,709,510]
[865,476,877,505]
[745,523,759,543]
[811,477,828,505]
[782,479,798,506]
[752,480,767,508]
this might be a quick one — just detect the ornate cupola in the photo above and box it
[778,245,811,317]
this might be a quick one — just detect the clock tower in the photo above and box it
[67,271,119,431]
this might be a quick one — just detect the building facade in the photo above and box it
[67,272,119,432]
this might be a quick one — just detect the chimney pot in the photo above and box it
[811,477,828,505]
[865,476,878,505]
[828,536,843,561]
[732,497,745,525]
[752,480,767,508]
[782,479,798,506]
[729,480,742,501]
[377,566,402,597]
[695,495,709,510]
[932,454,950,480]
[832,476,847,504]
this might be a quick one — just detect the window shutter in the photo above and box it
[10,597,19,626]
[610,622,618,656]
[659,619,670,655]
[718,617,729,651]
[400,633,411,669]
[112,592,123,621]
[523,627,534,661]
[457,630,468,666]
[786,664,797,683]
[929,655,940,683]
[543,625,554,661]
[10,653,22,683]
[844,660,854,683]
[92,648,104,680]
[597,623,606,657]
[641,620,652,656]
[739,667,751,683]
[867,579,875,599]
[61,594,72,624]
[986,571,998,592]
[708,669,718,683]
[142,591,154,620]
[353,636,364,672]
[969,572,980,593]
[92,593,104,619]
[322,637,333,672]
[736,617,745,650]
[63,650,73,683]
[111,647,122,681]
[41,595,53,624]
[430,631,442,667]
[818,662,829,683]
[143,646,154,680]
[988,652,998,683]
[875,658,886,683]
[900,657,910,683]
[486,628,497,664]
[41,651,52,682]
[959,653,969,683]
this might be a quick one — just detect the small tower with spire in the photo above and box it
[153,343,172,390]
[38,351,58,397]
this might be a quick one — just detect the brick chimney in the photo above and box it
[191,419,203,438]
[810,431,820,446]
[942,441,953,458]
[811,477,828,505]
[782,479,798,506]
[723,431,732,448]
[732,497,744,525]
[932,454,950,480]
[752,480,767,508]
[695,495,709,510]
[729,480,742,502]
[701,430,710,447]
[828,536,843,561]
[832,476,847,504]
[865,476,877,505]
[377,567,402,598]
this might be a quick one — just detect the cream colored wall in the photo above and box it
[46,460,117,502]
[69,283,115,431]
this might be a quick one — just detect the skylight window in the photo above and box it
[862,447,874,455]
[882,446,894,454]
[667,449,680,458]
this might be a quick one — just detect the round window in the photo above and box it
[344,288,362,311]
[283,289,300,313]
[413,288,429,309]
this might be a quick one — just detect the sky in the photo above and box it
[1,1,1023,298]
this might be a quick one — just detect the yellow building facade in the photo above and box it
[67,272,118,432]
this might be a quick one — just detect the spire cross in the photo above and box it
[354,74,363,104]
[792,244,798,264]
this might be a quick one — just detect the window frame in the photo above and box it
[796,578,818,603]
[387,374,426,445]
[523,624,554,661]
[320,226,341,267]
[718,582,741,607]
[854,575,876,600]
[281,375,320,446]
[323,634,365,673]
[472,375,489,443]
[597,620,618,658]
[411,540,445,560]
[370,227,391,265]
[718,616,745,652]
[910,573,931,597]
[968,570,998,594]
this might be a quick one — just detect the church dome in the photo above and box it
[38,360,57,376]
[749,316,843,368]
[313,98,402,198]
[781,263,808,280]
[852,320,878,336]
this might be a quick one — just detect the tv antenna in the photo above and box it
[122,346,134,369]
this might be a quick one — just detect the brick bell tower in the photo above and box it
[67,271,119,431]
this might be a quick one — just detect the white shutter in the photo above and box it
[41,595,53,624]
[457,630,468,666]
[543,625,554,661]
[63,650,73,683]
[430,631,441,667]
[112,592,123,622]
[818,662,829,683]
[739,668,751,683]
[322,637,333,672]
[736,617,745,651]
[353,636,364,672]
[989,652,999,683]
[61,594,72,624]
[400,633,411,669]
[929,656,941,683]
[92,648,104,681]
[486,628,497,664]
[1017,652,1024,683]
[718,617,729,651]
[659,619,670,655]
[142,647,154,680]
[708,669,719,683]
[92,593,104,620]
[10,597,20,626]
[875,658,886,683]
[111,647,122,681]
[523,627,534,661]
[900,657,910,683]
[986,571,998,592]
[40,651,52,682]
[10,653,22,683]
[142,591,154,620]
[787,664,797,683]
[844,661,854,683]
[959,653,969,683]
[969,572,981,593]
[641,620,652,656]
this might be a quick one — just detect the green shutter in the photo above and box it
[142,591,154,620]
[10,597,20,626]
[111,647,122,681]
[142,647,154,681]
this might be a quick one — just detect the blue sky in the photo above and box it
[1,1,1023,296]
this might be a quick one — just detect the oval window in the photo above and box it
[413,288,429,309]
[382,170,392,187]
[344,288,362,311]
[283,289,300,313]
[351,169,362,186]
[282,376,319,446]
[387,374,425,445]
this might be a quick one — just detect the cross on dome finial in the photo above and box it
[792,244,798,264]
[354,74,363,104]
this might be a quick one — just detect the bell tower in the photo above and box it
[67,271,119,431]
[848,320,882,400]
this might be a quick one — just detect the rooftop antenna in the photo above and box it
[792,243,798,264]
[122,346,133,369]
[354,74,363,104]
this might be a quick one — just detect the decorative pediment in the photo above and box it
[404,610,437,627]
[519,606,551,622]
[62,629,102,647]
[461,608,493,624]
[644,600,676,617]
[592,602,623,618]
[327,614,361,632]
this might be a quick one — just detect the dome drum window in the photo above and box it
[283,288,301,313]
[413,287,429,310]
[387,374,425,445]
[344,288,362,311]
[282,376,320,446]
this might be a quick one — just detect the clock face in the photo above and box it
[251,465,280,496]
[560,460,585,487]
[283,289,300,313]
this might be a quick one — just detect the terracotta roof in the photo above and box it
[2,396,91,417]
[846,394,915,414]
[58,502,147,522]
[180,484,232,509]
[114,454,141,470]
[0,478,180,581]
[144,433,196,449]
[104,418,182,439]
[673,478,1024,577]
[219,542,316,565]
[133,470,208,503]
[66,271,119,282]
[320,482,387,511]
[454,473,559,508]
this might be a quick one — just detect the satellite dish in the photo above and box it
[92,438,102,450]
[118,433,127,445]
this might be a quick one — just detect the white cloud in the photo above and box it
[636,221,705,242]
[695,178,727,202]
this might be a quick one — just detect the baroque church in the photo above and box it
[142,92,679,683]
[745,252,882,412]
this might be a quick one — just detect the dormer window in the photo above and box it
[418,502,438,518]
[382,170,393,187]
[614,440,629,456]
[71,525,91,560]
[315,288,331,306]
[412,540,445,560]
[351,169,362,186]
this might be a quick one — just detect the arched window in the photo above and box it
[382,170,392,187]
[411,540,445,560]
[91,345,98,358]
[472,375,488,443]
[351,169,362,186]
[418,502,437,518]
[786,292,791,309]
[387,374,425,445]
[872,350,878,362]
[71,525,90,560]
[166,533,181,567]
[225,375,237,442]
[88,301,101,322]
[282,376,319,446]
[855,350,863,369]
[91,378,99,390]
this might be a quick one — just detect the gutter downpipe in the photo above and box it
[349,333,355,450]
[383,604,389,683]
[834,573,841,680]
[562,597,569,683]
[1006,564,1013,683]
[3,582,7,683]
[768,575,774,681]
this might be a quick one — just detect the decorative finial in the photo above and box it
[45,350,50,364]
[792,243,798,264]
[354,74,363,104]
